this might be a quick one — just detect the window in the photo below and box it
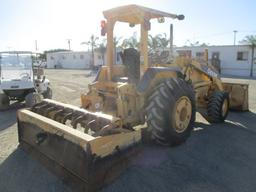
[80,55,84,59]
[177,50,191,58]
[50,56,54,60]
[237,51,248,61]
[212,52,220,59]
[196,52,204,58]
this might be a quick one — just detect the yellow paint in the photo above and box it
[89,130,141,157]
[18,109,95,146]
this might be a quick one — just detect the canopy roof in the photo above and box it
[103,4,184,24]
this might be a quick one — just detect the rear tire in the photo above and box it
[207,91,229,123]
[43,87,52,99]
[0,93,10,111]
[146,78,196,146]
[25,92,42,107]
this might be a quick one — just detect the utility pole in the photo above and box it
[233,30,238,45]
[66,39,72,50]
[170,24,174,61]
[35,40,38,51]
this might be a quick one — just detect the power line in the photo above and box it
[180,30,256,45]
[185,30,256,41]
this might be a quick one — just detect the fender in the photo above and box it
[137,67,183,94]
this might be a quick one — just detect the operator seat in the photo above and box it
[120,48,140,84]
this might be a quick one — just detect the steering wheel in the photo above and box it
[20,72,30,79]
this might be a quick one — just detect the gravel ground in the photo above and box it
[0,69,256,192]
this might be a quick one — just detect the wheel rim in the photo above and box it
[222,99,228,117]
[172,96,192,133]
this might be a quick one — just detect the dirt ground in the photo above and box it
[0,69,256,192]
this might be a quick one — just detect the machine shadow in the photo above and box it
[128,110,256,171]
[104,111,256,192]
[0,147,71,192]
[194,110,256,133]
[0,102,25,131]
[1,110,256,192]
[226,110,256,131]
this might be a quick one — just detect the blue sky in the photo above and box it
[0,0,255,52]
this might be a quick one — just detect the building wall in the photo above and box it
[47,50,123,69]
[46,51,91,69]
[94,48,123,66]
[174,45,256,77]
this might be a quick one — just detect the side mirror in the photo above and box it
[101,20,107,36]
[129,23,135,27]
[177,15,185,20]
[101,27,107,36]
[157,17,165,23]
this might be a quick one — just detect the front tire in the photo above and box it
[0,93,10,111]
[42,87,52,99]
[146,78,196,146]
[207,91,229,123]
[25,92,42,107]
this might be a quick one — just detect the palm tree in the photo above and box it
[148,34,169,50]
[97,39,107,65]
[240,35,256,77]
[113,36,122,48]
[121,36,139,49]
[148,33,170,64]
[113,36,122,64]
[157,33,169,48]
[148,34,160,51]
[81,35,99,68]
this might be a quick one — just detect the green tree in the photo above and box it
[156,33,169,48]
[148,34,159,50]
[240,35,256,77]
[121,36,139,49]
[81,35,99,68]
[148,33,169,50]
[44,49,70,53]
[96,39,107,65]
[113,36,123,64]
[114,36,122,48]
[38,53,46,61]
[148,33,170,64]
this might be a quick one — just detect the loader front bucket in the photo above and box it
[17,100,141,192]
[222,82,249,111]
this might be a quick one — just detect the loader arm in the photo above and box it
[176,59,249,111]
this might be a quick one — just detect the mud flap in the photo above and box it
[17,109,141,192]
[222,82,249,111]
